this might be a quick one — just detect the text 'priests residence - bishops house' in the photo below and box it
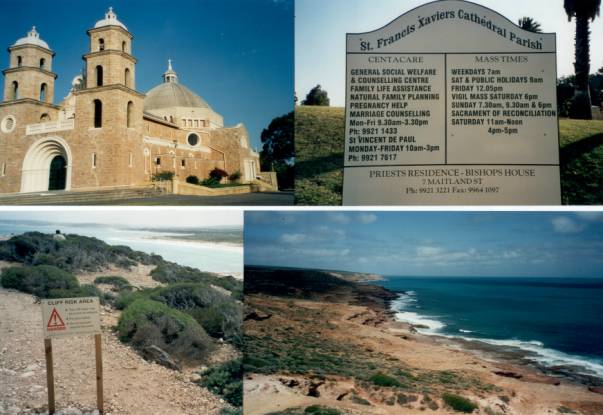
[0,8,271,195]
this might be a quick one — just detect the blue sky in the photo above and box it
[245,211,603,278]
[296,0,603,106]
[0,0,293,150]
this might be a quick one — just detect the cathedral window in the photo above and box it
[181,159,186,168]
[155,157,161,165]
[122,41,126,52]
[127,101,133,128]
[125,68,131,88]
[187,133,200,146]
[170,116,174,123]
[99,38,105,51]
[1,116,16,133]
[17,56,22,67]
[96,66,103,87]
[92,153,97,168]
[40,83,47,102]
[93,99,102,128]
[194,120,199,128]
[40,58,45,69]
[40,113,50,122]
[11,81,19,100]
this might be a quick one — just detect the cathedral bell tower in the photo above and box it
[84,7,135,90]
[72,7,145,187]
[2,26,57,103]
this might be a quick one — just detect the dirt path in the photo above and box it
[0,288,226,415]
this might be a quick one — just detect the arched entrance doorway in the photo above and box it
[21,137,72,193]
[48,156,67,190]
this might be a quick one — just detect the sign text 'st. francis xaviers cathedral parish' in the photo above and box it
[343,0,560,205]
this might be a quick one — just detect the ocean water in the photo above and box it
[380,276,603,380]
[0,220,242,275]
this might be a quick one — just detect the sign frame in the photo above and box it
[342,0,561,205]
[40,297,104,414]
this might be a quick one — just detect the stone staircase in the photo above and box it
[0,186,163,205]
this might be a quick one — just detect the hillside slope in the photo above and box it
[295,106,603,205]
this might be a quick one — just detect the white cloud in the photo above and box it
[575,212,603,221]
[552,217,584,233]
[327,213,350,224]
[357,213,377,224]
[280,233,307,243]
[416,246,444,257]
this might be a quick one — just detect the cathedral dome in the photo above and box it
[144,82,211,111]
[94,7,128,30]
[13,26,50,49]
[144,60,212,111]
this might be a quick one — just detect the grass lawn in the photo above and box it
[295,106,603,205]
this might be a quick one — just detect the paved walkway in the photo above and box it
[58,191,294,206]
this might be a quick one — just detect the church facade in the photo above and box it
[0,8,263,194]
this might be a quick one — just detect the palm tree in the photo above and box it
[564,0,601,119]
[518,17,542,33]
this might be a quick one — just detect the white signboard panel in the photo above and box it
[41,297,101,339]
[343,0,560,205]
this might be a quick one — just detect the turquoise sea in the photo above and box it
[379,276,603,382]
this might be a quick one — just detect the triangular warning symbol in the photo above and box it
[47,308,66,331]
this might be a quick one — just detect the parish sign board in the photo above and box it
[40,297,103,414]
[342,0,561,205]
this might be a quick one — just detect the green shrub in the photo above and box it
[201,177,221,187]
[220,409,242,415]
[0,265,103,301]
[350,395,370,405]
[442,394,478,413]
[94,276,132,290]
[0,232,160,273]
[150,263,243,300]
[209,168,228,182]
[49,284,102,300]
[149,283,242,344]
[369,372,403,388]
[117,298,213,363]
[186,175,200,185]
[1,265,78,298]
[304,406,341,415]
[200,358,243,407]
[228,171,242,182]
[152,171,175,181]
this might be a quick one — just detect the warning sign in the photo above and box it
[41,297,101,339]
[47,308,66,331]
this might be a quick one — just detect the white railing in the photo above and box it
[26,119,75,135]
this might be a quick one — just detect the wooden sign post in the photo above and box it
[41,297,103,414]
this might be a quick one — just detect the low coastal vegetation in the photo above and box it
[0,264,101,300]
[0,231,243,412]
[295,106,603,205]
[199,358,243,407]
[245,266,499,413]
[442,393,478,413]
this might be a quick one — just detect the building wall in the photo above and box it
[89,27,132,54]
[143,117,225,182]
[3,69,55,103]
[9,46,54,71]
[70,86,145,189]
[0,101,62,193]
[209,124,260,180]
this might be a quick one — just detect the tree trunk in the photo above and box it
[570,14,593,119]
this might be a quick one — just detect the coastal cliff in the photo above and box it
[243,266,603,415]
